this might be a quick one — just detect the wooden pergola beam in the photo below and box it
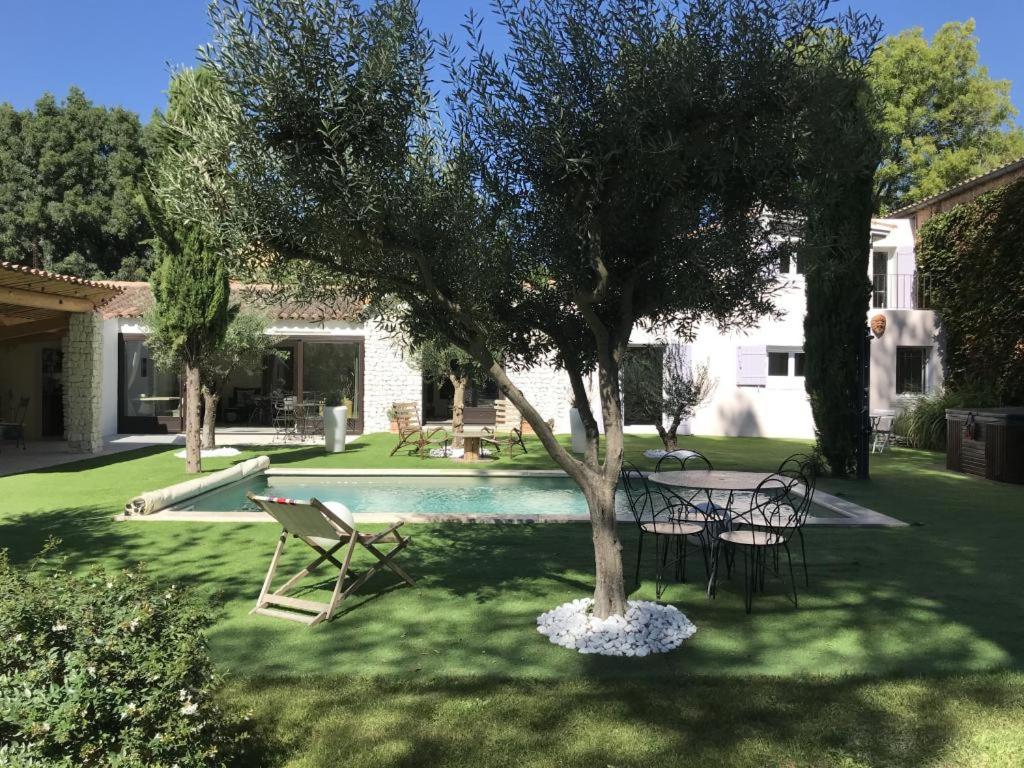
[0,315,68,343]
[0,285,96,314]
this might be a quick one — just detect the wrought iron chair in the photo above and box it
[654,450,727,525]
[709,472,807,613]
[0,396,29,451]
[772,453,818,586]
[272,396,297,439]
[621,462,710,598]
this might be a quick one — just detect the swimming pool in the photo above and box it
[168,472,623,517]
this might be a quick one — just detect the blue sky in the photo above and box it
[1,1,1022,121]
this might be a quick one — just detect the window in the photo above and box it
[768,352,789,376]
[779,252,803,276]
[622,345,665,425]
[767,349,805,378]
[896,346,929,394]
[871,250,889,308]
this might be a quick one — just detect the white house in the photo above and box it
[0,216,942,448]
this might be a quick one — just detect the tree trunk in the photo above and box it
[450,374,467,449]
[581,472,628,619]
[184,364,202,474]
[655,423,676,452]
[201,386,219,450]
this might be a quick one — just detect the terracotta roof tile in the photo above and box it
[888,156,1024,217]
[99,282,366,323]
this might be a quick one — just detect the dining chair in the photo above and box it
[708,472,807,614]
[620,462,710,598]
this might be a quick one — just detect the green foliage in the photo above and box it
[870,21,1024,213]
[799,34,881,477]
[144,66,236,372]
[0,88,152,278]
[0,544,266,766]
[200,312,280,397]
[917,178,1024,404]
[207,0,878,414]
[145,210,234,369]
[409,337,486,386]
[621,345,715,450]
[892,385,1002,450]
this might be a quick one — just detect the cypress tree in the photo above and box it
[146,206,232,473]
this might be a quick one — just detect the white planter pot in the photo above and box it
[324,406,348,453]
[569,408,587,454]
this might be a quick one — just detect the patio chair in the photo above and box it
[389,401,448,459]
[0,397,29,451]
[654,449,711,473]
[272,396,297,439]
[481,400,528,457]
[654,450,726,523]
[247,494,415,627]
[709,472,807,614]
[621,462,710,598]
[871,413,894,454]
[773,453,818,586]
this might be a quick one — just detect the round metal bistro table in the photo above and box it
[647,469,766,495]
[648,470,768,596]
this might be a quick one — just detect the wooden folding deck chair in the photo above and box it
[248,493,415,627]
[389,401,448,459]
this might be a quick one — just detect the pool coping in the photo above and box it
[115,468,906,527]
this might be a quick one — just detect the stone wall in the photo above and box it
[508,363,576,433]
[362,321,423,433]
[62,312,104,452]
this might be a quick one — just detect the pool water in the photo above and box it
[169,473,841,519]
[171,474,622,517]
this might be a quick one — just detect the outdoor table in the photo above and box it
[647,469,767,516]
[458,427,491,461]
[648,469,768,596]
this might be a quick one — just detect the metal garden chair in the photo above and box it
[621,462,710,598]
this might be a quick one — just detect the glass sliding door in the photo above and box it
[300,340,363,431]
[118,335,183,433]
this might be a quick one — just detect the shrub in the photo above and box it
[893,385,1002,450]
[0,542,267,767]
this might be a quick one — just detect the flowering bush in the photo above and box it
[0,542,266,766]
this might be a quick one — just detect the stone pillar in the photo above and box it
[62,312,104,452]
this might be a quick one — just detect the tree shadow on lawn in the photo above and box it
[226,671,1024,768]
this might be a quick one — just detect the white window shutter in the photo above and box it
[736,345,768,386]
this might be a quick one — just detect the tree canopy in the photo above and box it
[870,20,1024,213]
[0,87,152,278]
[205,0,879,616]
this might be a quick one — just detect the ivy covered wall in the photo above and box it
[916,178,1024,404]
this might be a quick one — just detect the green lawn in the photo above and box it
[3,432,1024,766]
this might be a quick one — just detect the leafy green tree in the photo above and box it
[409,337,489,449]
[0,88,151,277]
[870,21,1024,213]
[800,32,882,477]
[207,0,878,618]
[146,69,237,473]
[197,312,281,450]
[621,346,716,452]
[145,203,234,473]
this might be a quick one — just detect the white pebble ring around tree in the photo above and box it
[537,599,697,656]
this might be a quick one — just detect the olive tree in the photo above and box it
[622,345,715,452]
[407,338,489,448]
[206,0,877,618]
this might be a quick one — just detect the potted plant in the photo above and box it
[386,405,399,432]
